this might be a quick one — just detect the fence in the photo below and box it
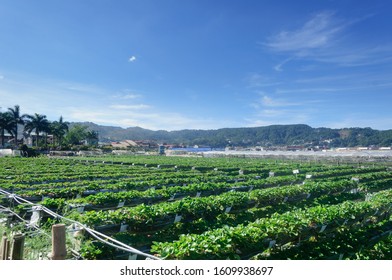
[0,188,160,260]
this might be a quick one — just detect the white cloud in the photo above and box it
[128,56,137,62]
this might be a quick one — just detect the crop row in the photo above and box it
[251,217,392,260]
[78,191,365,259]
[150,188,392,259]
[69,172,392,209]
[63,176,392,233]
[2,155,380,181]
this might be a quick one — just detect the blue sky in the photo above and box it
[1,0,392,131]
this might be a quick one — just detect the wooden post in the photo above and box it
[10,233,25,260]
[0,232,10,260]
[51,224,67,260]
[6,214,13,226]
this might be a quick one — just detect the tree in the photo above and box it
[86,130,99,146]
[24,113,50,148]
[0,111,13,147]
[50,116,69,147]
[64,124,88,145]
[8,105,28,148]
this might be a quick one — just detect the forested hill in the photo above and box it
[74,122,392,148]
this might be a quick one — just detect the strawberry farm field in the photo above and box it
[1,155,391,260]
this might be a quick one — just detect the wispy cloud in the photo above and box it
[276,87,342,94]
[294,74,358,84]
[109,104,151,110]
[113,93,143,99]
[245,73,281,88]
[123,93,141,99]
[265,11,343,53]
[248,92,323,127]
[246,112,392,130]
[0,74,109,117]
[245,109,312,127]
[67,105,236,131]
[310,45,392,67]
[292,72,392,95]
[276,82,392,95]
[111,90,143,100]
[274,57,294,71]
[263,11,391,70]
[324,115,392,130]
[265,11,344,71]
[259,95,301,107]
[251,93,308,109]
[58,82,108,95]
[0,72,242,130]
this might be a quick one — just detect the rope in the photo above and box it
[0,205,50,237]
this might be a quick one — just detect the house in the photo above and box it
[286,145,305,151]
[0,132,27,147]
[111,140,138,149]
[357,147,368,151]
[134,140,158,148]
[83,138,99,146]
[0,133,14,147]
[24,132,53,147]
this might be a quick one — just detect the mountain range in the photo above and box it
[72,122,392,148]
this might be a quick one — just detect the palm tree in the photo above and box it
[50,116,69,147]
[86,130,99,145]
[7,105,27,148]
[24,113,50,148]
[43,120,52,148]
[0,111,13,147]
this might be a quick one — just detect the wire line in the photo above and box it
[0,188,161,260]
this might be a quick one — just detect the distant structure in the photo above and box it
[111,140,138,149]
[158,145,165,155]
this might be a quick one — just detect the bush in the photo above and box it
[20,144,37,157]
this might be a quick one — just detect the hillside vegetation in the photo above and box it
[75,123,392,148]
